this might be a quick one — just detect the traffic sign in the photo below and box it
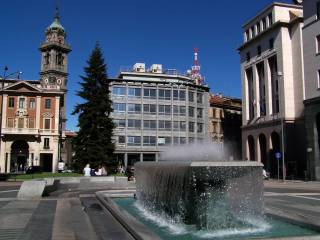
[275,152,282,159]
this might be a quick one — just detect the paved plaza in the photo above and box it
[0,180,319,239]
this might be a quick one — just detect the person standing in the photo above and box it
[101,165,107,176]
[58,160,65,173]
[83,164,91,177]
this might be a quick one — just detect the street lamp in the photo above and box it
[0,66,22,172]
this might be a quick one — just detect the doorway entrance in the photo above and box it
[40,153,53,172]
[270,132,281,178]
[11,140,29,172]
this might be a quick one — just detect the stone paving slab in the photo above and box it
[0,228,24,240]
[69,198,99,240]
[52,199,76,240]
[20,200,56,240]
[0,201,39,230]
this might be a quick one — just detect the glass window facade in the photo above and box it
[127,136,141,146]
[128,119,141,129]
[29,98,36,109]
[197,93,203,104]
[114,119,126,128]
[113,103,126,112]
[189,122,195,133]
[158,136,171,146]
[19,98,25,109]
[128,88,141,98]
[189,106,195,117]
[143,136,156,146]
[127,104,141,114]
[45,99,51,109]
[144,120,156,130]
[197,108,203,118]
[189,92,194,102]
[158,89,171,100]
[197,123,203,133]
[144,88,157,99]
[112,87,126,96]
[179,106,186,116]
[8,97,14,108]
[143,104,156,115]
[158,105,171,115]
[158,120,171,131]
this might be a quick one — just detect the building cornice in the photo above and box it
[242,2,302,28]
[109,78,210,91]
[238,18,303,52]
[210,103,242,111]
[39,42,71,53]
[242,117,301,131]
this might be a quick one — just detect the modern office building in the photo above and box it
[110,63,210,167]
[303,0,320,180]
[209,94,242,160]
[239,2,305,178]
[0,10,70,173]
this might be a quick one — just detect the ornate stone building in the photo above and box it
[0,10,70,173]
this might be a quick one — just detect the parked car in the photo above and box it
[26,166,43,174]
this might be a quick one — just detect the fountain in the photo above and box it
[106,143,320,239]
[135,160,264,231]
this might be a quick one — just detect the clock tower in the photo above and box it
[40,7,71,89]
[39,7,71,152]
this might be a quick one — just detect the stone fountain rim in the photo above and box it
[135,161,263,167]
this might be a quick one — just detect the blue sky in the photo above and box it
[0,0,292,130]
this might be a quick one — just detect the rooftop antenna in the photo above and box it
[191,48,204,85]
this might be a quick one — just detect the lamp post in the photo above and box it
[0,66,22,173]
[277,71,285,181]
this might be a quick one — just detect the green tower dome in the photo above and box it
[47,7,65,32]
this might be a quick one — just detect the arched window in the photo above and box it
[56,52,64,66]
[259,134,267,167]
[44,52,50,65]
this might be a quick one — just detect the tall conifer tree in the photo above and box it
[72,44,114,170]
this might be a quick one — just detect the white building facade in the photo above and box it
[110,63,209,167]
[239,2,306,179]
[303,0,320,180]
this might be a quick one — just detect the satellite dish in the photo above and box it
[293,0,303,5]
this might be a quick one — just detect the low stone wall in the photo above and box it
[17,176,135,198]
[18,180,47,199]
